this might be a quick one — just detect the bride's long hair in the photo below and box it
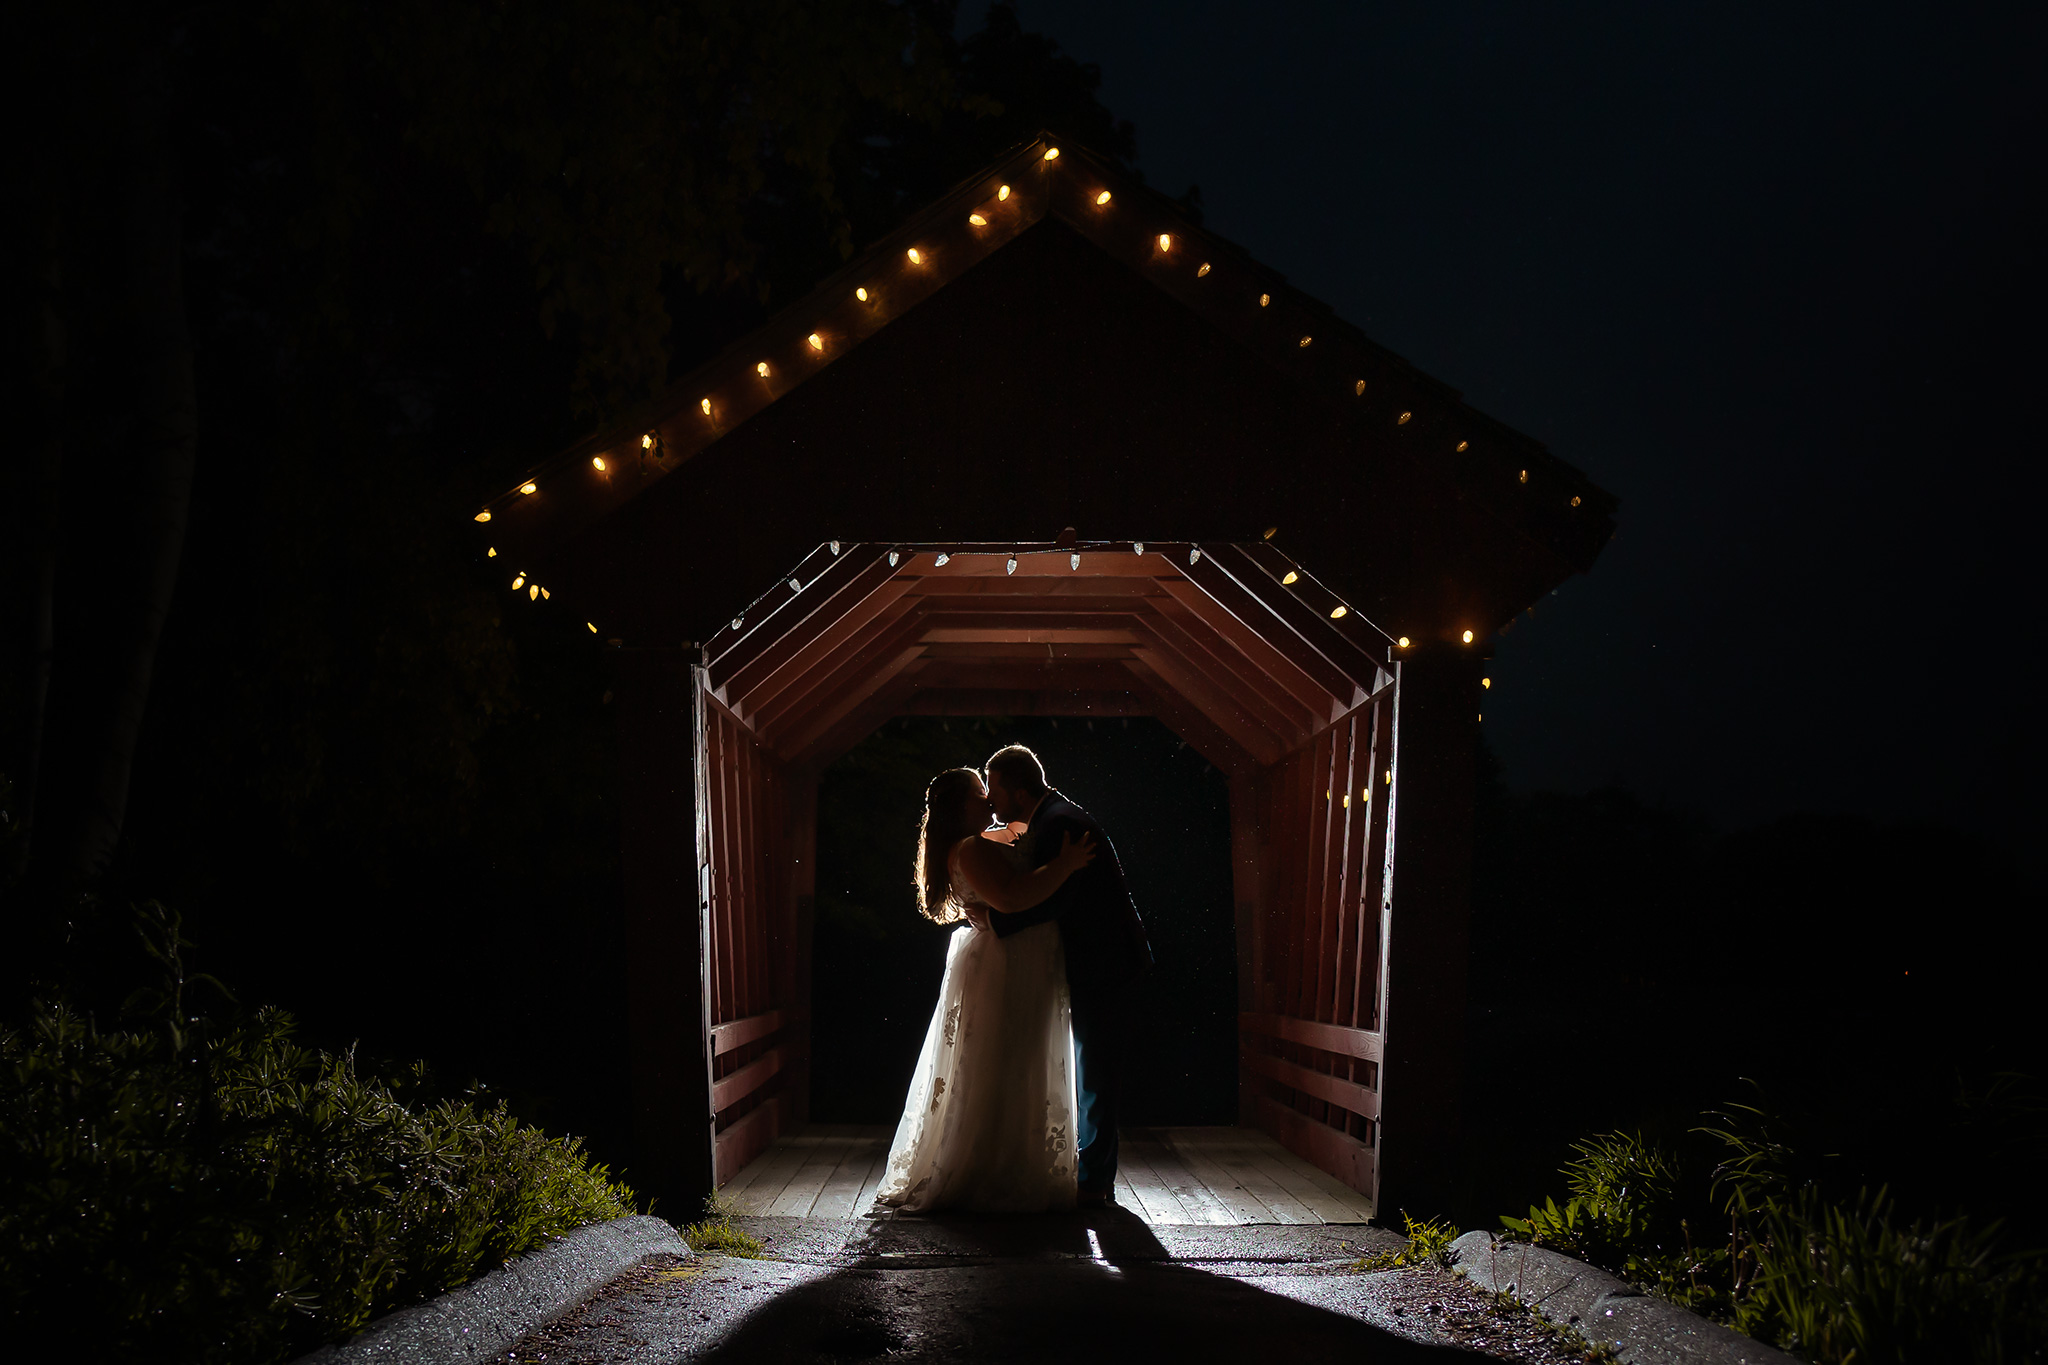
[915,767,987,924]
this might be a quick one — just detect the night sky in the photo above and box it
[973,2,2045,868]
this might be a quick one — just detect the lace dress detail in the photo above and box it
[872,843,1078,1213]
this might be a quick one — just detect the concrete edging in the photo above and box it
[293,1215,691,1365]
[1450,1230,1801,1365]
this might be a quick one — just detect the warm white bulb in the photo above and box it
[1456,440,1470,452]
[520,482,537,495]
[998,184,1011,200]
[1355,379,1367,396]
[1043,147,1060,160]
[969,213,987,226]
[1096,190,1111,205]
[1519,469,1529,484]
[540,587,550,600]
[1397,412,1412,425]
[1197,262,1211,277]
[934,552,950,566]
[1189,548,1202,566]
[701,397,712,415]
[1298,335,1312,347]
[641,433,654,448]
[487,547,496,557]
[592,456,606,470]
[807,333,823,350]
[1462,629,1474,643]
[475,510,491,522]
[1331,605,1348,619]
[1259,293,1271,307]
[587,622,597,633]
[1006,556,1018,575]
[1397,637,1411,648]
[1571,495,1583,507]
[512,575,525,589]
[1158,234,1171,250]
[757,361,770,377]
[907,247,922,264]
[529,585,538,600]
[1070,553,1081,570]
[1482,677,1492,689]
[1282,571,1298,585]
[1133,541,1145,555]
[856,287,868,302]
[732,617,744,630]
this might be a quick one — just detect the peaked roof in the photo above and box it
[473,135,1616,648]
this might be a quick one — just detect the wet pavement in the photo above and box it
[495,1209,1608,1364]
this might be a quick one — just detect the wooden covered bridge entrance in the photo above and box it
[472,135,1616,1217]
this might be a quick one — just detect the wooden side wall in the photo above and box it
[1237,683,1396,1204]
[698,687,808,1185]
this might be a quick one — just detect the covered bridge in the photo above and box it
[475,135,1617,1218]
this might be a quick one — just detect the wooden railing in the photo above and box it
[710,1009,803,1184]
[1240,1012,1379,1198]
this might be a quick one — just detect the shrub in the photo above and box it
[0,905,636,1364]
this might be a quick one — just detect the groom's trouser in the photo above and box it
[1070,991,1129,1194]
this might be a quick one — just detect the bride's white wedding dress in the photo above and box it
[872,842,1079,1213]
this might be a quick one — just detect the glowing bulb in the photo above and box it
[1461,629,1474,644]
[998,185,1011,200]
[756,361,770,377]
[1158,234,1172,250]
[1044,147,1060,160]
[1331,605,1348,619]
[487,548,497,557]
[1326,790,1332,801]
[1519,469,1529,484]
[1259,293,1271,307]
[641,433,654,448]
[1343,794,1350,808]
[1006,555,1018,575]
[1386,769,1393,785]
[592,456,607,470]
[701,397,712,415]
[1482,678,1492,689]
[830,540,841,554]
[1355,379,1367,396]
[529,585,538,600]
[1070,553,1081,570]
[732,618,744,630]
[1456,440,1469,452]
[520,482,537,494]
[541,587,550,600]
[587,622,597,633]
[1133,542,1145,555]
[1197,262,1211,277]
[856,287,868,302]
[789,577,801,591]
[1263,526,1278,539]
[906,247,922,264]
[1096,190,1111,205]
[969,213,987,226]
[1282,571,1298,585]
[887,550,900,567]
[934,553,950,566]
[1189,548,1202,566]
[475,510,491,522]
[1396,412,1411,425]
[1570,495,1583,507]
[807,333,823,350]
[1397,637,1411,648]
[1298,335,1312,347]
[512,575,525,589]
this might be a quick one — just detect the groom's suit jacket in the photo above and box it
[992,790,1152,1003]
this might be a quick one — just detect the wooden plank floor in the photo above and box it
[720,1124,1375,1224]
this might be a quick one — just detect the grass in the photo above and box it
[680,1187,767,1258]
[1349,1211,1462,1271]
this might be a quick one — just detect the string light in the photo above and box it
[1006,555,1018,575]
[1133,541,1145,555]
[1043,147,1060,160]
[788,577,802,591]
[1096,190,1112,205]
[856,287,868,302]
[732,617,744,630]
[529,585,539,600]
[934,552,950,566]
[1282,571,1298,585]
[998,185,1011,200]
[756,361,771,377]
[1456,440,1469,452]
[807,333,823,350]
[541,588,550,600]
[1189,548,1202,566]
[1343,794,1350,808]
[1462,629,1474,643]
[521,482,537,494]
[969,213,987,226]
[1259,293,1271,307]
[702,397,713,415]
[1355,380,1366,396]
[512,574,526,589]
[1482,677,1492,689]
[1070,553,1081,570]
[1331,605,1348,619]
[830,540,841,554]
[1263,526,1278,539]
[1519,469,1529,484]
[888,550,900,567]
[592,456,607,470]
[487,548,497,557]
[1397,636,1411,648]
[1396,412,1411,425]
[1386,769,1392,785]
[641,433,654,448]
[475,510,491,522]
[1298,335,1312,347]
[1570,495,1583,507]
[1158,234,1172,250]
[907,248,922,264]
[1197,263,1211,277]
[587,622,597,633]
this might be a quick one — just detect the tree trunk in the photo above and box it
[59,41,197,882]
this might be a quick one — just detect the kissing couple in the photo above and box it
[871,744,1153,1214]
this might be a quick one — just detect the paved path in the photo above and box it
[498,1211,1585,1363]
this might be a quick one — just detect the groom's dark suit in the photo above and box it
[992,789,1152,1195]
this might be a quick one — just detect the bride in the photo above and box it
[871,766,1097,1214]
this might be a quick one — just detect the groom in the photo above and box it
[970,744,1152,1207]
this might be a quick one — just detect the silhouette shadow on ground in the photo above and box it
[696,1205,1475,1364]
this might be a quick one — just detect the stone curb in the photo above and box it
[1449,1230,1801,1365]
[293,1215,691,1365]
